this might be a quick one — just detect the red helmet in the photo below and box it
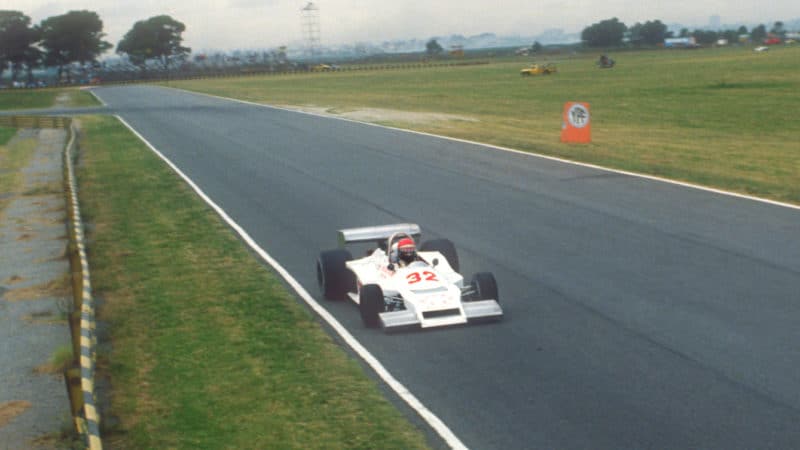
[397,237,416,264]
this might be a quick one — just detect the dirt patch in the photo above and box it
[23,183,63,196]
[26,215,66,226]
[24,309,65,326]
[35,245,68,263]
[0,401,32,428]
[278,105,478,125]
[17,233,34,241]
[4,274,24,284]
[2,274,70,302]
[54,93,71,108]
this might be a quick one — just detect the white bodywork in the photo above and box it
[339,224,503,330]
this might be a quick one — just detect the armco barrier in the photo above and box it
[90,60,491,86]
[62,121,103,450]
[0,116,68,129]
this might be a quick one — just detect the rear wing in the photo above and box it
[338,223,421,248]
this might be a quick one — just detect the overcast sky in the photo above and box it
[14,0,799,52]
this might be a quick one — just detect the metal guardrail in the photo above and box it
[93,60,492,85]
[61,120,103,450]
[0,116,68,129]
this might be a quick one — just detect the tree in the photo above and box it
[679,28,690,38]
[692,29,718,45]
[530,41,543,53]
[22,37,44,84]
[737,25,748,35]
[0,11,40,83]
[720,29,739,44]
[628,20,667,46]
[751,24,767,42]
[581,18,627,47]
[627,22,644,46]
[117,15,190,72]
[426,38,443,57]
[639,20,668,45]
[39,10,111,83]
[770,21,785,37]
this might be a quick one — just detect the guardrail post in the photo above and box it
[68,310,81,363]
[63,363,86,441]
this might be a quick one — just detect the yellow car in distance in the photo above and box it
[520,63,557,76]
[311,64,335,72]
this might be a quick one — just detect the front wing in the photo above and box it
[379,299,503,331]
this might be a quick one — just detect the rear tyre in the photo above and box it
[359,284,385,328]
[317,249,354,300]
[471,272,498,302]
[420,238,459,273]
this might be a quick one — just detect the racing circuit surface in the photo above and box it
[92,85,800,449]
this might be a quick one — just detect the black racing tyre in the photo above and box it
[317,249,354,301]
[420,238,459,273]
[471,272,499,302]
[359,284,385,328]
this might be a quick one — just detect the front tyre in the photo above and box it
[359,284,385,328]
[317,249,354,300]
[471,272,498,302]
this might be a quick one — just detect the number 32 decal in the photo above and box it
[406,271,438,284]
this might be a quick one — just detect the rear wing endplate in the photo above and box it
[338,223,421,247]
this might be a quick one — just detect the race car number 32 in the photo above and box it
[406,271,438,284]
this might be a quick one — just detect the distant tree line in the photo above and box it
[425,39,444,57]
[2,8,796,86]
[0,9,188,85]
[581,17,790,47]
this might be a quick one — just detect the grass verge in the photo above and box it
[0,88,99,110]
[0,126,14,144]
[170,46,800,205]
[34,345,74,374]
[77,115,431,449]
[0,131,36,212]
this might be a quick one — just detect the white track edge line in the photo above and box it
[164,85,799,212]
[111,114,468,450]
[85,87,108,107]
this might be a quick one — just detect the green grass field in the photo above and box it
[171,46,800,204]
[0,88,99,110]
[77,116,431,449]
[0,129,36,213]
[0,126,14,145]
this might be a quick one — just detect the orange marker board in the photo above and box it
[561,102,591,143]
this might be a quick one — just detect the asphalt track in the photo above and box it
[83,86,800,449]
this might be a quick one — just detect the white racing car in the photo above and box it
[316,223,503,330]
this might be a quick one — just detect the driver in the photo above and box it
[393,237,418,267]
